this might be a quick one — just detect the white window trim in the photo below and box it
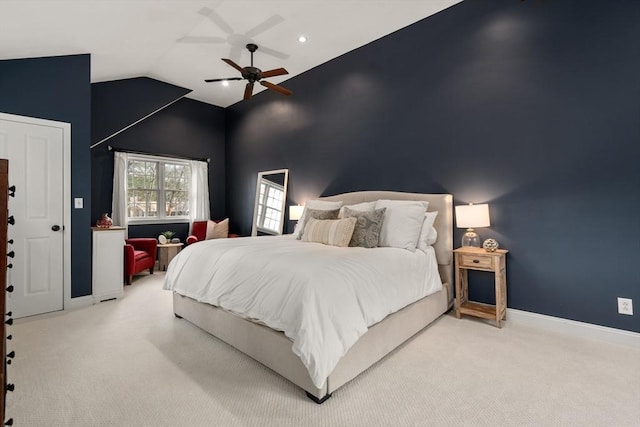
[126,153,191,225]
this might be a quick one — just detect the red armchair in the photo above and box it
[186,220,239,245]
[124,238,158,285]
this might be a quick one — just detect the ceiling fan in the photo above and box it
[204,43,293,101]
[179,7,289,61]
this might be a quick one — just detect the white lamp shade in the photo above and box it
[289,205,304,221]
[455,204,490,228]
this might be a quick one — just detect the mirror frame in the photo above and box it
[251,168,289,236]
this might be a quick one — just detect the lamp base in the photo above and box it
[461,229,480,247]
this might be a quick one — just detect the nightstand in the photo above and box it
[454,247,508,328]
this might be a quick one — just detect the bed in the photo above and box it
[165,191,453,403]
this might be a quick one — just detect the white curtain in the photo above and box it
[111,151,129,238]
[189,160,210,227]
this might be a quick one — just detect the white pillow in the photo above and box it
[205,218,229,239]
[338,201,377,218]
[417,211,439,250]
[293,199,343,239]
[375,200,427,251]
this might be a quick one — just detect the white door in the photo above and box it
[0,117,64,318]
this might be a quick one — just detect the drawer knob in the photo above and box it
[473,259,480,264]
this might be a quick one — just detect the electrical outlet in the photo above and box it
[617,297,633,315]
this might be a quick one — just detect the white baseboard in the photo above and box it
[507,308,640,349]
[64,295,94,311]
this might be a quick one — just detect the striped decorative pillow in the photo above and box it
[301,217,357,247]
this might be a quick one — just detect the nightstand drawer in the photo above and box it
[459,254,493,269]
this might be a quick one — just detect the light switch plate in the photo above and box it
[74,198,83,209]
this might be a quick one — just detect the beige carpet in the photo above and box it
[6,272,640,427]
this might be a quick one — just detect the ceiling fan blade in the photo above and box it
[198,7,234,35]
[178,36,226,44]
[244,15,285,39]
[260,68,289,78]
[228,44,243,63]
[254,45,289,60]
[244,82,255,100]
[222,58,244,73]
[260,81,292,96]
[204,77,244,83]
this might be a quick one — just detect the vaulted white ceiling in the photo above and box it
[0,0,461,107]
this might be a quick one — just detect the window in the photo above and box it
[126,155,191,222]
[255,179,284,233]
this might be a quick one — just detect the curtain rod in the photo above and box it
[108,146,210,163]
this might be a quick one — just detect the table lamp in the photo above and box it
[289,205,303,222]
[455,203,490,247]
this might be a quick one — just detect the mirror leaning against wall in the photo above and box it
[251,169,289,236]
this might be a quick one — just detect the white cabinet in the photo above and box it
[92,227,125,302]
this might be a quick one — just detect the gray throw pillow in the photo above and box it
[343,207,386,248]
[297,208,340,240]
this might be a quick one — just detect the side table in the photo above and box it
[157,243,184,271]
[454,247,508,328]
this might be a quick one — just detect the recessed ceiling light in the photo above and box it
[221,80,229,87]
[297,35,307,43]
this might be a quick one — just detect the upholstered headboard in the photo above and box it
[318,191,454,291]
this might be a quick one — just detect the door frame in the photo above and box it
[0,112,72,310]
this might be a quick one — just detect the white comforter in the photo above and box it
[163,235,442,388]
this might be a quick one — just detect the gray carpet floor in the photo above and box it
[7,272,640,427]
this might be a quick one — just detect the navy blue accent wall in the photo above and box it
[91,77,191,144]
[91,80,226,238]
[226,1,640,332]
[0,54,92,297]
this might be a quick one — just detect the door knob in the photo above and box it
[51,225,61,231]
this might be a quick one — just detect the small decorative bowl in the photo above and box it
[482,238,499,252]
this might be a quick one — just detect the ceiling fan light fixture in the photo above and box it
[221,80,229,87]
